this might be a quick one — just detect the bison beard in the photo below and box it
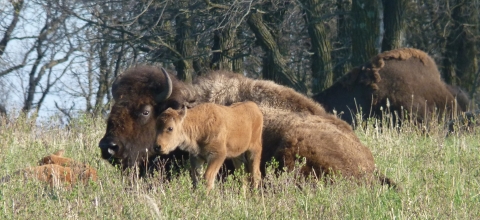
[313,48,467,126]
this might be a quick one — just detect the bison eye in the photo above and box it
[167,127,173,132]
[142,110,150,116]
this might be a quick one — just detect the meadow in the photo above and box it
[0,114,479,219]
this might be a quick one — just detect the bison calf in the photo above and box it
[155,101,264,192]
[0,150,97,188]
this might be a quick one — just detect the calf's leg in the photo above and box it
[204,151,227,193]
[246,144,262,189]
[189,156,205,189]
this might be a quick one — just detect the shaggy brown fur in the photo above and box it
[192,71,355,135]
[192,71,328,116]
[156,102,263,191]
[261,107,378,181]
[314,48,465,125]
[1,150,97,188]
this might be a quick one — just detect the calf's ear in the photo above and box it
[179,105,187,122]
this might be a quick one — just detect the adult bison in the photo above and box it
[190,71,396,187]
[98,66,194,175]
[313,48,466,126]
[99,66,397,188]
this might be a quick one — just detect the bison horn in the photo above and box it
[156,67,173,102]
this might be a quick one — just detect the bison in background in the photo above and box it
[313,48,466,126]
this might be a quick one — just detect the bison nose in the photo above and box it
[154,145,161,153]
[99,139,119,155]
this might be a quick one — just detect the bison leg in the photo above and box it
[189,155,205,189]
[231,154,248,172]
[246,146,262,189]
[204,151,227,193]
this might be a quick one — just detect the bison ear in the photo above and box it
[155,67,173,102]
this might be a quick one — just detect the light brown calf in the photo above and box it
[1,150,97,188]
[38,150,98,185]
[155,101,263,192]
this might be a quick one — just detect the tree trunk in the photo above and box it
[381,0,407,51]
[442,0,478,96]
[247,12,307,93]
[333,0,352,79]
[301,0,334,93]
[0,0,24,57]
[175,1,194,83]
[93,34,110,117]
[210,28,236,71]
[350,0,380,66]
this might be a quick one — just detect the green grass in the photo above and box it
[0,114,479,219]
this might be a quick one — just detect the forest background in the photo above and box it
[0,0,478,122]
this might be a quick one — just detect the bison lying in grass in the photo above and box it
[1,150,97,188]
[156,101,263,191]
[313,48,467,126]
[192,71,396,188]
[99,66,397,189]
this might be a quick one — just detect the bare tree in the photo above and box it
[442,0,478,97]
[0,0,27,77]
[332,0,352,79]
[247,10,307,92]
[19,1,78,114]
[301,0,334,93]
[381,0,407,51]
[350,0,381,66]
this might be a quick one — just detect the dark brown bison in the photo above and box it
[156,101,263,191]
[313,48,466,126]
[261,107,381,183]
[98,66,193,175]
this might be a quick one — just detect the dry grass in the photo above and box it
[0,113,479,219]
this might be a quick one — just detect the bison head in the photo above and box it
[98,66,190,172]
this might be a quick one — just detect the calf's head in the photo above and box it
[155,107,187,155]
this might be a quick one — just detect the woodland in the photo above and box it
[0,0,478,121]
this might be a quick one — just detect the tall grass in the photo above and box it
[0,113,479,219]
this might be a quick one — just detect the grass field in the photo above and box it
[0,114,479,219]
